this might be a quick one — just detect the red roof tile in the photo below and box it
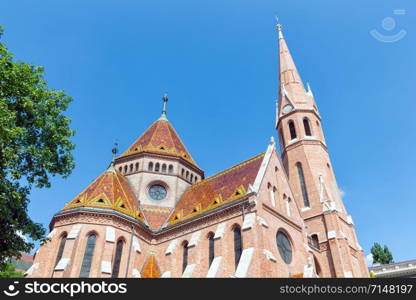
[63,166,143,221]
[141,205,172,230]
[168,153,265,225]
[120,119,199,168]
[141,255,161,278]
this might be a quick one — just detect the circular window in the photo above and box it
[276,231,292,264]
[148,184,167,201]
[282,104,294,114]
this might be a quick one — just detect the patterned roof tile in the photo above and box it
[120,119,199,168]
[168,153,265,225]
[62,166,144,221]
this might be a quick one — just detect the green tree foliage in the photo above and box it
[0,26,75,271]
[371,243,394,265]
[0,263,24,278]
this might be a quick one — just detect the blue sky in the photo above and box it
[1,0,415,263]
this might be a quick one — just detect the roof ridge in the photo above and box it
[120,120,158,156]
[114,171,135,211]
[165,121,197,166]
[188,152,265,190]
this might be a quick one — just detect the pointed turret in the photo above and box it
[119,94,200,169]
[62,162,144,221]
[277,23,316,121]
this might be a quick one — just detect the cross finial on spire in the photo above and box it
[111,141,118,164]
[275,16,284,39]
[159,92,169,120]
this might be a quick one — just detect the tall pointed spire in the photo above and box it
[159,93,169,120]
[276,23,315,119]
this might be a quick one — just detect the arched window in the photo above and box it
[208,232,215,267]
[303,118,312,136]
[296,162,310,207]
[54,233,67,268]
[168,165,174,174]
[79,234,97,277]
[155,163,160,172]
[182,241,189,274]
[118,167,122,172]
[279,129,286,148]
[233,226,243,270]
[194,176,198,183]
[310,234,319,250]
[148,162,153,172]
[276,231,292,264]
[190,174,194,182]
[124,165,128,174]
[181,169,185,177]
[186,171,189,180]
[111,240,124,278]
[289,120,297,140]
[135,162,139,172]
[130,164,133,173]
[162,164,167,173]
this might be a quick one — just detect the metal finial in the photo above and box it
[160,92,169,120]
[275,17,284,39]
[111,141,119,163]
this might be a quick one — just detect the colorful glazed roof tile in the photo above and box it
[168,153,265,225]
[119,119,199,168]
[141,254,161,278]
[62,165,143,221]
[141,205,172,231]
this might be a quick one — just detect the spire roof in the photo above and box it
[119,118,199,168]
[277,23,316,119]
[62,166,143,221]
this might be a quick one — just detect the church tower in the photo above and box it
[275,24,369,277]
[114,94,204,210]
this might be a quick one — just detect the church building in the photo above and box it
[26,24,369,278]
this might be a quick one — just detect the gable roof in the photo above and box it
[167,153,265,226]
[141,205,172,231]
[119,119,199,169]
[62,165,144,221]
[141,255,161,278]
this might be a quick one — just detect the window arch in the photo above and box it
[111,239,124,278]
[182,241,189,274]
[233,225,243,270]
[129,164,133,173]
[135,162,139,172]
[194,176,198,183]
[54,233,67,268]
[310,234,319,250]
[124,165,128,174]
[181,169,185,177]
[190,174,194,182]
[118,167,122,172]
[79,234,97,277]
[208,232,215,267]
[303,118,312,136]
[155,163,160,172]
[288,120,297,140]
[148,162,153,172]
[168,165,174,174]
[186,171,189,180]
[162,164,167,173]
[279,129,286,148]
[296,162,310,207]
[276,230,292,264]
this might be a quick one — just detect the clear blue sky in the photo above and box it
[1,0,415,263]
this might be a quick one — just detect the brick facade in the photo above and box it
[26,25,368,278]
